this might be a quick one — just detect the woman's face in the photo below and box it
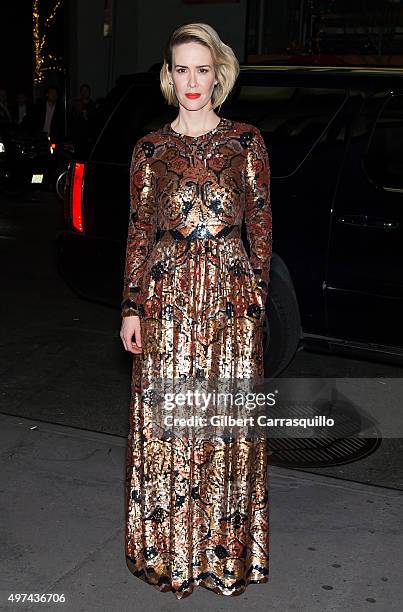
[169,42,217,111]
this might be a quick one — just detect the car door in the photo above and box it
[326,91,403,347]
[223,73,356,335]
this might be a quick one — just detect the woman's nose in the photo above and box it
[188,74,198,87]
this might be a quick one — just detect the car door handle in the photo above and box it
[336,213,364,227]
[336,213,399,230]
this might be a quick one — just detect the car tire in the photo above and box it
[262,274,302,378]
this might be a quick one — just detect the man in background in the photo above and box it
[25,85,66,143]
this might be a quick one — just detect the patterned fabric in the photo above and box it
[123,116,272,598]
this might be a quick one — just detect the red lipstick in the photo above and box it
[185,93,201,99]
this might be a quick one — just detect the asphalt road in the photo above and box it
[0,187,402,490]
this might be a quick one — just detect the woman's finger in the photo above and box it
[120,317,143,353]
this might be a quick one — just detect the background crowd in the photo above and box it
[0,82,101,152]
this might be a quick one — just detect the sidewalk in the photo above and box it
[0,412,402,612]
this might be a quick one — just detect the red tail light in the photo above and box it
[71,162,85,233]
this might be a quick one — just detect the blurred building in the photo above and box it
[63,0,403,102]
[250,0,403,65]
[66,0,249,102]
[3,1,402,110]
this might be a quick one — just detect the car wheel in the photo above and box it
[263,275,302,378]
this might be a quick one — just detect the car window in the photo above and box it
[90,81,174,164]
[364,94,403,189]
[223,85,348,176]
[91,77,349,174]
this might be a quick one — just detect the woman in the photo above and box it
[120,22,272,599]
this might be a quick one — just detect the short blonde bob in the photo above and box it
[160,22,240,112]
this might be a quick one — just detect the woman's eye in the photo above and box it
[176,68,209,73]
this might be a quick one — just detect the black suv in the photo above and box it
[56,65,403,376]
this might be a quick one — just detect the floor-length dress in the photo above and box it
[121,116,272,599]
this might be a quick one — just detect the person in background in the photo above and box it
[70,83,96,151]
[16,92,28,125]
[25,85,65,143]
[0,88,11,122]
[71,83,96,122]
[11,92,33,126]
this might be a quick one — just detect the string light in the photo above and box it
[33,0,64,84]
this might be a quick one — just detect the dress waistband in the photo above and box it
[157,224,241,242]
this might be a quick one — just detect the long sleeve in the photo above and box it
[244,126,272,303]
[121,138,158,317]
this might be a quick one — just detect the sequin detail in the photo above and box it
[122,116,272,599]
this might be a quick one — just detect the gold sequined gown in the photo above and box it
[121,116,272,599]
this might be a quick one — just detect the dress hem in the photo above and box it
[126,556,270,599]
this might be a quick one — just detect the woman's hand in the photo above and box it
[120,315,143,354]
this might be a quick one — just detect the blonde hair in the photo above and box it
[160,22,240,113]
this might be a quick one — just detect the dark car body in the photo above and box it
[0,116,51,193]
[56,65,403,374]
